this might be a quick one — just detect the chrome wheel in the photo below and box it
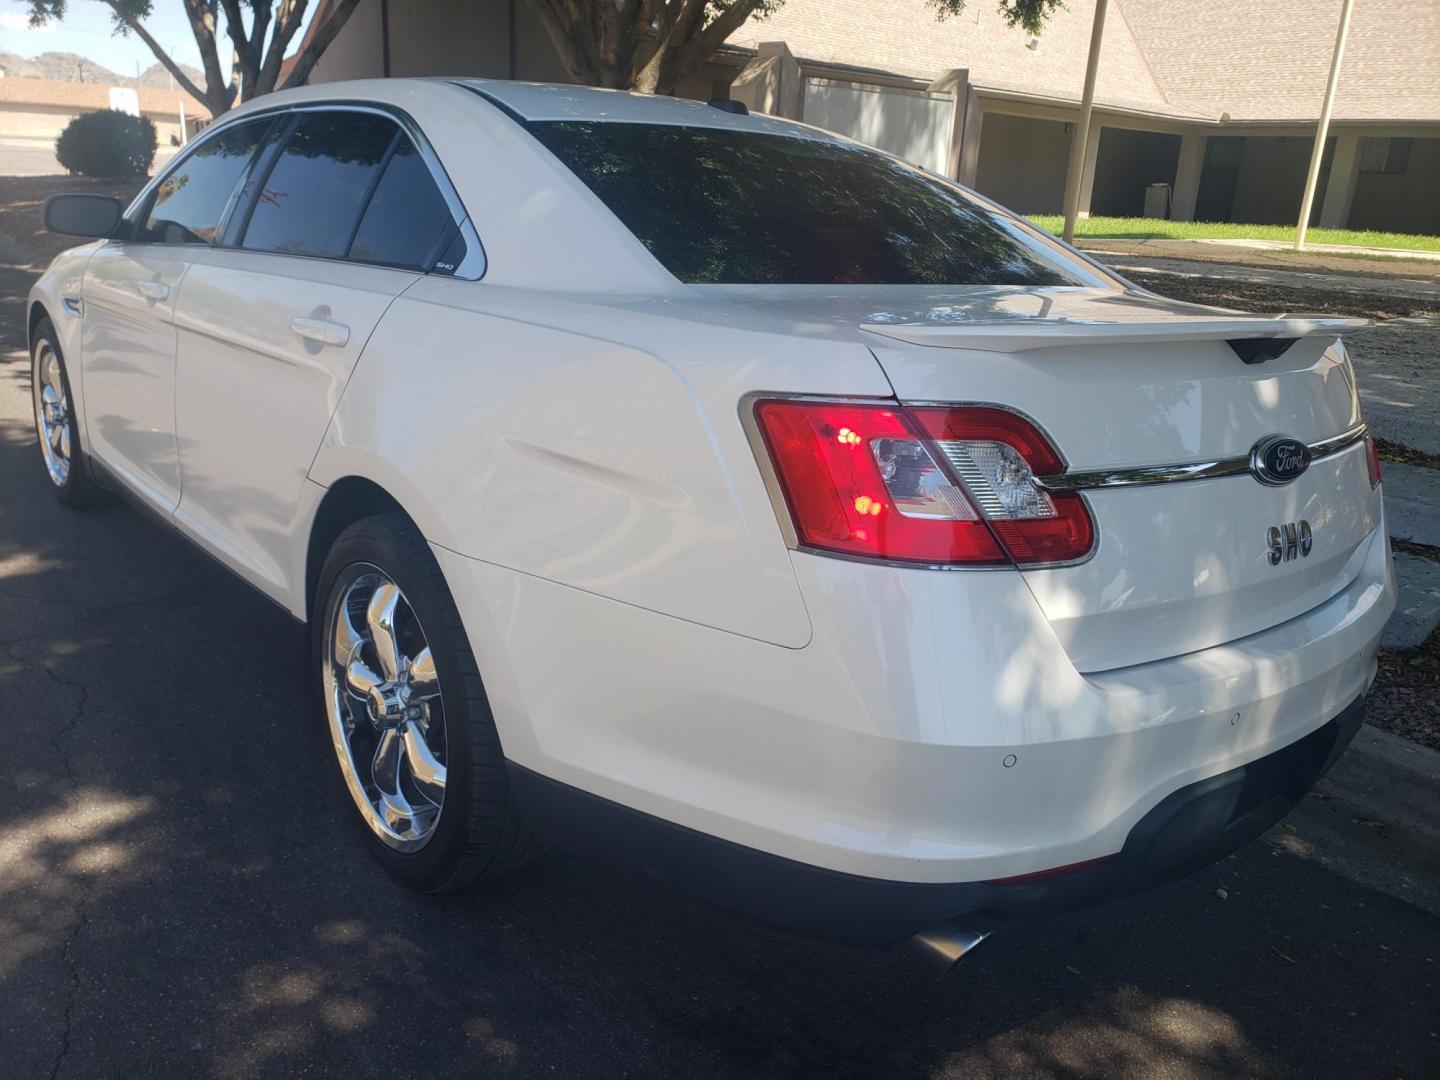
[322,565,447,852]
[33,341,71,488]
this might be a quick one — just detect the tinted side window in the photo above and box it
[139,118,272,244]
[242,112,396,259]
[348,140,453,270]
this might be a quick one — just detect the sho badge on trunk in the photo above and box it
[1251,436,1312,486]
[1267,521,1313,565]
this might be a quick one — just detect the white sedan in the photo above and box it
[29,79,1394,957]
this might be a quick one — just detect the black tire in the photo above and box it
[30,316,99,507]
[312,511,540,890]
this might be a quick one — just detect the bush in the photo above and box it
[56,109,157,178]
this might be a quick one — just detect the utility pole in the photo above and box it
[1061,0,1109,244]
[1295,0,1354,250]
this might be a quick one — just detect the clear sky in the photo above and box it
[0,0,310,79]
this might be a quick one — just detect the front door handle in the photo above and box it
[136,280,170,302]
[290,316,350,348]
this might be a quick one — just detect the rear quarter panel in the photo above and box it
[309,279,895,648]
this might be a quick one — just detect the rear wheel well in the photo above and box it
[305,478,409,621]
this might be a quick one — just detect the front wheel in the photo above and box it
[31,317,98,506]
[313,512,539,890]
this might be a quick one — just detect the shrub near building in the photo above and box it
[56,109,157,178]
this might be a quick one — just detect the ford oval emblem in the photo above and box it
[1250,435,1312,486]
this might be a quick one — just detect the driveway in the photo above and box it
[2,224,1438,1080]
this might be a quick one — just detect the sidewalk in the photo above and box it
[1075,235,1440,284]
[1094,247,1440,303]
[1191,237,1440,264]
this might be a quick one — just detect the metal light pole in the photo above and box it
[1061,0,1109,244]
[1294,0,1355,250]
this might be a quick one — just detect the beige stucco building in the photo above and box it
[0,77,208,172]
[299,0,1440,233]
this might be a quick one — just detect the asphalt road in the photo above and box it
[1,264,1438,1080]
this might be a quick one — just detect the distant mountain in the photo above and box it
[0,50,204,93]
[137,61,203,90]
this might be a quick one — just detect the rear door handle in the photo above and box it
[290,317,350,348]
[136,280,170,301]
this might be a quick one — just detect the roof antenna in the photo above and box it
[707,99,748,115]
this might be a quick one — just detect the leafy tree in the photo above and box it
[25,0,363,116]
[529,0,1063,96]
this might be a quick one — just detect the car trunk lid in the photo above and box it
[861,288,1379,673]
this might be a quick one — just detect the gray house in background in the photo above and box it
[299,0,1440,234]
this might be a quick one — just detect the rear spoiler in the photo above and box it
[859,315,1371,361]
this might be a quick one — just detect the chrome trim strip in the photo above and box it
[1036,423,1369,493]
[1307,423,1370,460]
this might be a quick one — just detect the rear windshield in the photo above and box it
[526,121,1089,287]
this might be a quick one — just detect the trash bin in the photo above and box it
[1143,183,1172,219]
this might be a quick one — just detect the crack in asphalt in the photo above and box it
[0,635,91,1079]
[0,583,92,615]
[0,585,227,649]
[0,633,90,779]
[0,584,87,610]
[46,904,87,1080]
[0,588,218,1080]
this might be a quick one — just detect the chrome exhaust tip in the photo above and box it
[908,918,991,972]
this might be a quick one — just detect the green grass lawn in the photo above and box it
[1026,215,1440,253]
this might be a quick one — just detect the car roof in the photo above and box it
[219,77,840,143]
[451,78,837,139]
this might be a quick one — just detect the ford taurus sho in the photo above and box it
[28,79,1395,955]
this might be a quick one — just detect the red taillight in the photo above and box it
[1365,432,1382,488]
[752,400,1006,565]
[752,399,1094,567]
[908,406,1094,565]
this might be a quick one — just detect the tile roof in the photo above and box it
[1120,0,1440,123]
[729,0,1440,124]
[0,76,210,118]
[730,0,1198,117]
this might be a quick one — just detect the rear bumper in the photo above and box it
[434,514,1391,930]
[509,694,1366,945]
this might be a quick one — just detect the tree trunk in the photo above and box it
[278,0,363,92]
[530,0,766,96]
[99,0,359,117]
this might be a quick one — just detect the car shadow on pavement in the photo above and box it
[0,347,1437,1079]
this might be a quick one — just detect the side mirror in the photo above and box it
[44,193,124,239]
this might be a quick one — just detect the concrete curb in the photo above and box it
[1382,551,1440,650]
